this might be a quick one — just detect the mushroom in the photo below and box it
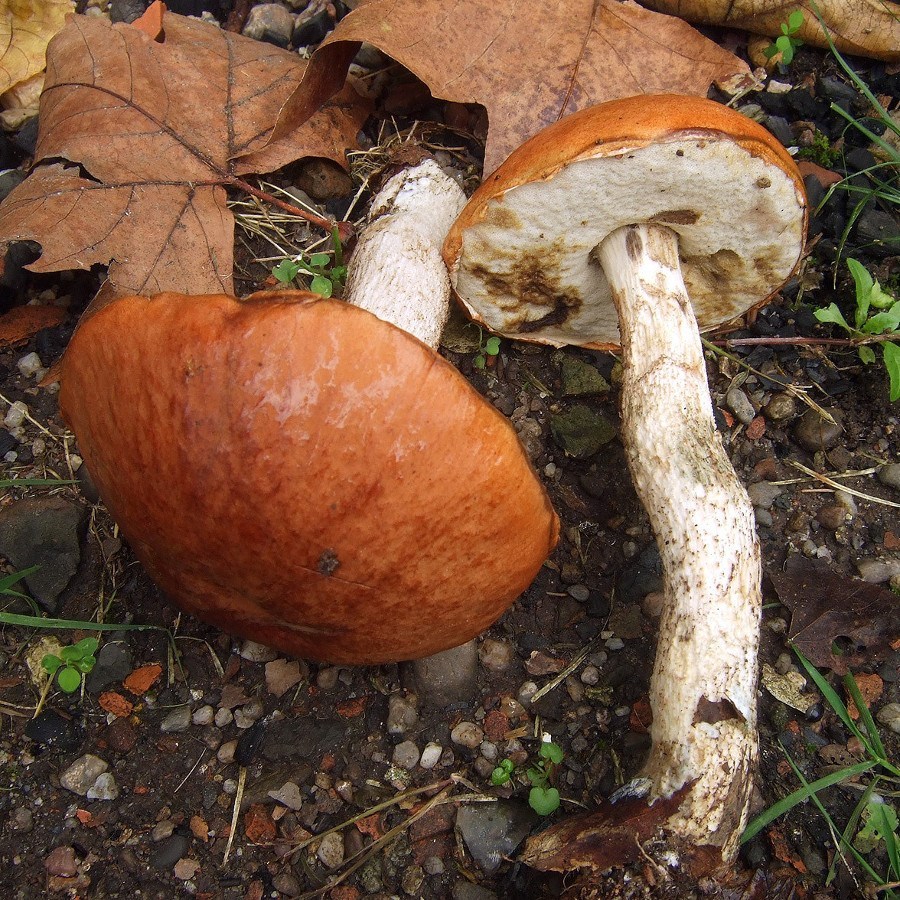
[443,95,807,861]
[60,160,558,665]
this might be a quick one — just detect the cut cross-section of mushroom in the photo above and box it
[444,95,807,863]
[60,161,558,665]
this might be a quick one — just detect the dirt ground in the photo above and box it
[0,2,898,898]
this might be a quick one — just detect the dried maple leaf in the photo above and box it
[770,556,900,674]
[0,8,369,298]
[271,0,750,175]
[637,0,900,62]
[0,0,73,96]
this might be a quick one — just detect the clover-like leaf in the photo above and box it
[529,786,561,816]
[56,665,83,693]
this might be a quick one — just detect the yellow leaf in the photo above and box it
[0,0,75,96]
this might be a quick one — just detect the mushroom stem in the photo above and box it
[344,159,467,349]
[594,222,761,859]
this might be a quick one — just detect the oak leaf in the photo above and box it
[271,0,750,175]
[0,8,369,298]
[637,0,900,62]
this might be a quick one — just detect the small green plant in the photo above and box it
[814,258,900,401]
[472,327,501,370]
[742,649,900,896]
[0,566,38,601]
[796,130,841,168]
[41,637,99,693]
[763,10,805,66]
[490,737,564,816]
[272,228,346,298]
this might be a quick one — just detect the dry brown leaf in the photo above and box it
[0,9,369,299]
[271,0,750,174]
[0,304,66,347]
[637,0,900,62]
[770,556,900,674]
[0,0,73,97]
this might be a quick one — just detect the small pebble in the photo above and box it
[392,740,421,769]
[641,591,665,618]
[386,694,419,734]
[726,386,756,425]
[239,640,278,663]
[450,722,484,749]
[160,706,192,733]
[876,702,900,735]
[517,681,538,706]
[316,666,340,690]
[567,584,590,602]
[214,708,233,727]
[580,665,600,685]
[794,408,843,452]
[17,352,46,380]
[877,464,900,492]
[268,781,304,811]
[856,557,900,584]
[3,401,27,429]
[152,820,176,842]
[419,742,443,770]
[478,639,514,671]
[217,740,238,764]
[192,705,215,726]
[234,699,263,729]
[87,771,120,800]
[763,392,797,421]
[10,807,33,832]
[747,481,782,509]
[44,846,78,878]
[316,832,345,869]
[241,3,295,47]
[605,637,624,651]
[816,504,847,531]
[59,754,109,796]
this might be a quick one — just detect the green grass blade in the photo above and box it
[0,478,78,488]
[741,758,877,843]
[844,673,888,761]
[0,611,168,634]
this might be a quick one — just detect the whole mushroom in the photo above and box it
[60,160,558,664]
[443,95,807,861]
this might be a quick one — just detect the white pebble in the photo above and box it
[317,832,344,869]
[450,722,484,749]
[3,401,27,429]
[419,742,443,770]
[17,352,46,380]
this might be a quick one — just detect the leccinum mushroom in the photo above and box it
[60,160,558,664]
[443,96,807,861]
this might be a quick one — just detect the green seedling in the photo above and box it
[491,738,564,816]
[472,327,501,370]
[763,10,805,66]
[814,258,900,401]
[0,566,38,601]
[272,227,347,298]
[41,637,99,693]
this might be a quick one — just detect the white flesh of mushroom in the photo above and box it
[344,159,466,349]
[595,222,761,857]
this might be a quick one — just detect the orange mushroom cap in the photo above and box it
[60,290,558,664]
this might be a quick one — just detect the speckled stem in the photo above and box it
[344,159,466,350]
[595,223,761,861]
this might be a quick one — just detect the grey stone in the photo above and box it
[856,556,900,583]
[559,354,610,397]
[160,706,192,733]
[452,883,497,900]
[392,740,420,769]
[59,754,108,796]
[877,464,900,492]
[855,209,900,257]
[85,641,132,693]
[617,545,663,604]
[794,408,843,452]
[450,722,484,749]
[0,497,84,609]
[149,834,190,870]
[550,404,616,458]
[726,386,756,425]
[478,639,514,672]
[86,771,120,800]
[386,694,419,735]
[402,640,478,706]
[242,3,295,47]
[456,801,537,873]
[747,481,782,510]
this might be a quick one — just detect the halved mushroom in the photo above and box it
[60,161,558,664]
[443,95,807,862]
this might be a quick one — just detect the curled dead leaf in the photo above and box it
[636,0,900,62]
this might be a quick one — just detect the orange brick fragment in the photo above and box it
[745,416,766,440]
[846,673,883,720]
[124,664,162,695]
[336,697,367,718]
[99,691,134,718]
[190,815,209,842]
[243,804,276,844]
